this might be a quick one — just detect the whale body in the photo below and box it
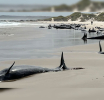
[99,41,104,54]
[0,52,68,82]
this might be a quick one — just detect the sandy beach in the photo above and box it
[40,20,104,29]
[0,21,104,100]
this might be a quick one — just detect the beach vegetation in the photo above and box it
[43,12,104,22]
[96,13,104,21]
[67,12,81,21]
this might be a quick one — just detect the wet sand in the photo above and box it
[1,42,104,100]
[0,26,48,41]
[0,22,104,100]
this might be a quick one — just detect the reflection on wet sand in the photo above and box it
[0,88,15,92]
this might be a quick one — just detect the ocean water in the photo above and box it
[0,12,73,27]
[0,22,21,26]
[0,22,49,28]
[0,27,99,61]
[0,12,73,20]
[0,12,73,17]
[0,12,99,61]
[0,12,96,20]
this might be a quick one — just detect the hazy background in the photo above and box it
[0,0,80,5]
[0,0,103,5]
[0,0,103,12]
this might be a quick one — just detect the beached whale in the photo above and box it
[82,33,104,39]
[0,52,84,82]
[53,25,72,29]
[0,52,64,82]
[87,35,104,39]
[0,52,67,82]
[88,28,96,33]
[99,41,104,54]
[39,26,45,28]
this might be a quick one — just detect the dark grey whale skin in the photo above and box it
[99,41,104,54]
[0,65,61,81]
[87,35,104,39]
[0,52,68,82]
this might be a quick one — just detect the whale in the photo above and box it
[82,33,104,40]
[99,41,104,54]
[87,35,104,39]
[88,28,96,33]
[0,52,84,82]
[0,52,69,82]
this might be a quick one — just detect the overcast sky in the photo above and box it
[0,0,103,5]
[0,0,80,5]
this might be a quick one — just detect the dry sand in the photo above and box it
[40,20,104,30]
[0,22,104,100]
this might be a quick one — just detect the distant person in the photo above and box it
[91,21,93,25]
[84,26,86,29]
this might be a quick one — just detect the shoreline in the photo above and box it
[38,20,104,28]
[0,41,101,69]
[1,41,104,100]
[0,41,99,62]
[0,21,101,64]
[0,21,104,100]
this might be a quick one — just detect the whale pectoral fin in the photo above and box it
[5,61,15,76]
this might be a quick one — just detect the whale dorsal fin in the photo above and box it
[62,63,68,70]
[5,61,15,76]
[60,52,64,66]
[57,52,68,70]
[99,41,102,52]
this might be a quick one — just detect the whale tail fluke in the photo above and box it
[57,52,68,70]
[99,41,102,53]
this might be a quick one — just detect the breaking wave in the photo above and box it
[0,22,21,27]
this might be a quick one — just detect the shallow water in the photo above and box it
[0,12,96,20]
[0,12,73,20]
[0,26,99,61]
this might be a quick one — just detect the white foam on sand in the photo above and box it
[21,22,49,27]
[0,22,21,27]
[0,22,49,28]
[8,34,14,36]
[0,22,50,28]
